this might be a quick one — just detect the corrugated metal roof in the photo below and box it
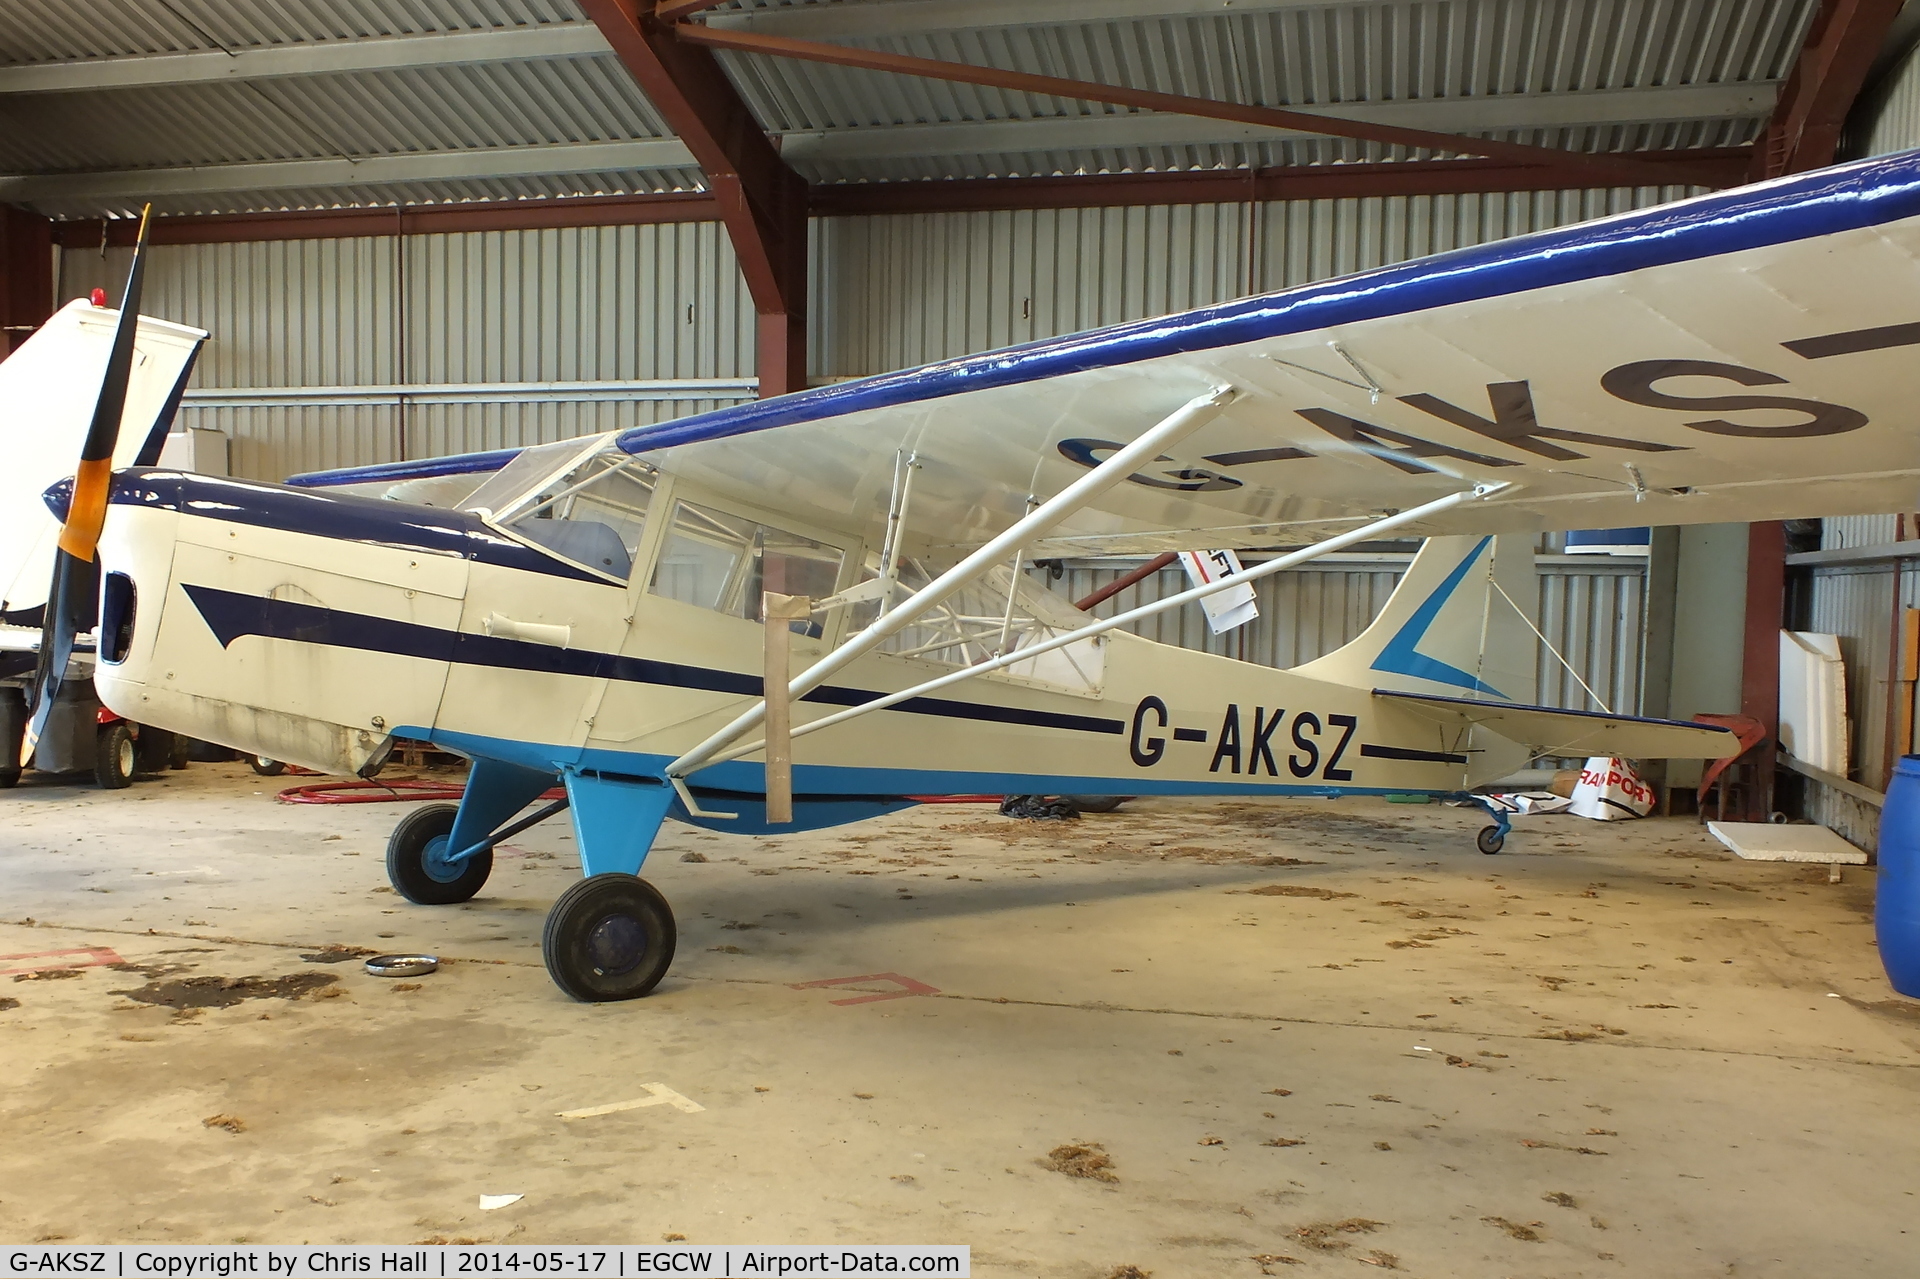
[719,0,1809,129]
[0,57,671,170]
[0,0,585,62]
[0,0,1812,218]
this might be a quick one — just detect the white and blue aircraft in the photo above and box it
[15,150,1920,1001]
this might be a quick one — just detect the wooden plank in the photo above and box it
[762,592,812,824]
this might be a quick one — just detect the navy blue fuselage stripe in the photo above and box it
[285,151,1920,493]
[1359,743,1470,764]
[181,584,1125,737]
[108,468,610,585]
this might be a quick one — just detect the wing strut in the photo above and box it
[663,384,1241,785]
[701,483,1511,768]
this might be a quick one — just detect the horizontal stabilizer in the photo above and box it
[1374,690,1741,761]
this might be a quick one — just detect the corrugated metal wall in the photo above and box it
[55,222,758,479]
[1822,515,1902,549]
[1056,553,1647,718]
[1859,40,1920,157]
[813,188,1694,375]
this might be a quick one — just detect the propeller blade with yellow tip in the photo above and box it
[20,204,153,766]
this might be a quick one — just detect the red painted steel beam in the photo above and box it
[51,192,721,248]
[46,149,1751,248]
[675,23,1736,191]
[0,205,53,354]
[1741,521,1787,822]
[1075,553,1179,612]
[812,150,1752,216]
[582,0,809,397]
[1753,0,1906,179]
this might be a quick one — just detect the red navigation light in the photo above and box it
[89,288,107,307]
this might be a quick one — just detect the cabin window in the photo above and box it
[488,451,655,581]
[651,500,844,627]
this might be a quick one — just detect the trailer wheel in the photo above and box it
[95,722,135,790]
[0,687,23,788]
[249,755,287,776]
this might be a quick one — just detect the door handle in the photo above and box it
[484,612,572,649]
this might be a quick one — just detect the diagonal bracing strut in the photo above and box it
[663,384,1241,784]
[702,483,1511,768]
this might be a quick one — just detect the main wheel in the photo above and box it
[250,755,286,776]
[542,874,677,1003]
[95,722,135,789]
[385,803,491,905]
[1476,825,1506,855]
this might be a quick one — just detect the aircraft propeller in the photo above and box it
[19,204,154,767]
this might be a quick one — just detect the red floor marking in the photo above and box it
[0,946,125,976]
[792,972,940,1006]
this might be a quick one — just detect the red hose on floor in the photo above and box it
[275,777,470,804]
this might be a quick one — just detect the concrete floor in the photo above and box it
[2,763,1918,1276]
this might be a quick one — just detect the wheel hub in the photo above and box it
[587,913,647,977]
[419,834,467,884]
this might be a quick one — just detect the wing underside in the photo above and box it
[291,151,1920,562]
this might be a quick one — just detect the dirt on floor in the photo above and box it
[1,763,1917,1276]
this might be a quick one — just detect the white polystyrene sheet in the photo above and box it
[0,299,207,614]
[1779,630,1849,775]
[1707,821,1868,864]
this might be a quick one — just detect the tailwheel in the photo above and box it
[1476,825,1506,855]
[542,874,676,1003]
[385,803,492,904]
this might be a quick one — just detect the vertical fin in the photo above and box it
[1293,534,1538,704]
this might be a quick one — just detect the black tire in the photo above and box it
[95,722,135,789]
[135,727,175,775]
[385,803,491,905]
[1062,795,1128,814]
[0,687,23,788]
[1476,825,1506,855]
[249,755,287,777]
[170,735,192,770]
[541,874,677,1003]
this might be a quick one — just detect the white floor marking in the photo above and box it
[556,1082,704,1119]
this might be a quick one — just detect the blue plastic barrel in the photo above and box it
[1876,755,1920,997]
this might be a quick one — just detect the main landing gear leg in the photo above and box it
[385,757,556,905]
[542,770,679,1003]
[1450,792,1512,855]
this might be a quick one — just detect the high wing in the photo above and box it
[293,150,1920,561]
